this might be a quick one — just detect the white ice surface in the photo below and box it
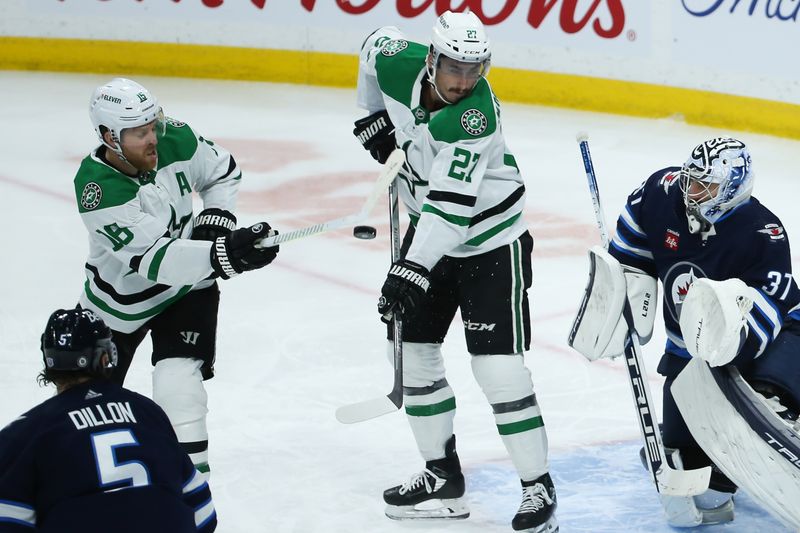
[1,72,798,532]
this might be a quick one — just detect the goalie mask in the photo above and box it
[427,10,491,104]
[680,137,754,234]
[41,308,118,374]
[89,77,165,159]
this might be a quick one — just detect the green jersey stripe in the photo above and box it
[422,204,471,226]
[147,238,178,282]
[465,212,522,246]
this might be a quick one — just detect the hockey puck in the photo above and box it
[353,225,377,240]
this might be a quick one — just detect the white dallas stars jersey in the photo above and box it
[73,119,240,333]
[357,27,528,270]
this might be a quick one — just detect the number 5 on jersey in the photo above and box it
[91,429,151,489]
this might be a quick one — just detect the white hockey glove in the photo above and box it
[679,278,753,366]
[569,246,658,361]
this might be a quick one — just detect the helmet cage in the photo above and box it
[679,138,754,232]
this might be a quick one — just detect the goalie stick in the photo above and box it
[254,149,405,249]
[335,173,404,424]
[576,132,711,496]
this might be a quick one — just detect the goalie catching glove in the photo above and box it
[679,277,753,366]
[378,259,430,323]
[568,245,658,360]
[353,109,396,164]
[210,222,279,280]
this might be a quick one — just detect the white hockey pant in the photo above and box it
[153,358,210,473]
[388,342,455,461]
[471,353,549,481]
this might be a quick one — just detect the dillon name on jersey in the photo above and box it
[609,166,800,360]
[0,381,216,532]
[73,118,240,333]
[357,27,528,270]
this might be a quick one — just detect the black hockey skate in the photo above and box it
[383,435,469,520]
[512,473,558,532]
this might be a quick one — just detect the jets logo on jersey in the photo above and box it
[461,109,487,136]
[664,229,680,251]
[758,223,785,241]
[381,39,408,56]
[664,262,707,321]
[81,182,103,210]
[660,171,680,193]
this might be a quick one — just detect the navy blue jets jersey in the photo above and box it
[0,381,216,533]
[609,167,800,361]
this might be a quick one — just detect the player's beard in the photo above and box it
[127,144,158,172]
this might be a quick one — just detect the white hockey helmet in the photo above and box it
[680,137,754,233]
[428,10,491,104]
[89,78,164,156]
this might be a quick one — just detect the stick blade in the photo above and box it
[657,465,712,496]
[335,395,399,424]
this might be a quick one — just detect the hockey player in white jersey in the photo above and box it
[354,11,557,533]
[73,78,279,476]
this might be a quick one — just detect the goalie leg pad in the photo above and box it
[153,358,209,470]
[471,354,548,480]
[672,357,800,529]
[391,342,456,462]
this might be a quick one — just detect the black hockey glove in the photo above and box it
[353,109,396,164]
[210,222,279,280]
[378,259,430,323]
[192,208,237,242]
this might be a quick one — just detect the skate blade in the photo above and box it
[700,499,734,525]
[516,515,559,533]
[385,498,470,520]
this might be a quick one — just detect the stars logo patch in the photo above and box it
[461,109,487,136]
[81,182,102,210]
[381,39,408,57]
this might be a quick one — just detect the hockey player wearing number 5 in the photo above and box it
[0,308,215,532]
[353,11,557,533]
[73,78,279,477]
[571,137,800,528]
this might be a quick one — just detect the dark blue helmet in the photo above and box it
[40,308,118,373]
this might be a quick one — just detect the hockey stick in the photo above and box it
[335,175,404,424]
[576,132,711,496]
[254,149,405,249]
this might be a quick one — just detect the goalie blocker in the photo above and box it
[568,245,658,360]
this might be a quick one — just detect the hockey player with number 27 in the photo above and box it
[353,10,557,533]
[571,137,800,528]
[0,308,215,533]
[73,78,279,477]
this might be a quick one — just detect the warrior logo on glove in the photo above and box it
[378,260,430,322]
